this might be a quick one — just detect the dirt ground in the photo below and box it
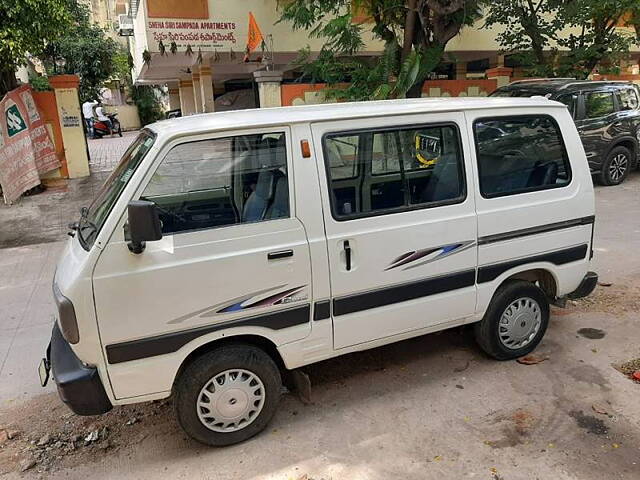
[1,176,639,479]
[1,288,639,480]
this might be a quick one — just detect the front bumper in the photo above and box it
[45,323,112,416]
[567,271,599,300]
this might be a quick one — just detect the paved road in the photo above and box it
[0,132,137,249]
[1,174,639,479]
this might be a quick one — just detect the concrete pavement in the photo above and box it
[0,132,137,249]
[0,132,137,403]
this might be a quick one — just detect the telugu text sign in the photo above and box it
[148,20,238,49]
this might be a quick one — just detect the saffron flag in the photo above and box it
[247,12,263,52]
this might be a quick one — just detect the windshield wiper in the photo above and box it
[73,205,97,242]
[67,206,88,237]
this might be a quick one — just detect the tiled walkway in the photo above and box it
[0,131,138,248]
[88,130,139,173]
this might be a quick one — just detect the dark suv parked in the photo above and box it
[491,79,640,185]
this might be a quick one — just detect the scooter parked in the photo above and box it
[93,113,122,138]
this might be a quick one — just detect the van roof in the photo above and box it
[147,97,563,137]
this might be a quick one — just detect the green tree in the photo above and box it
[484,0,640,79]
[43,1,118,102]
[131,86,164,126]
[279,0,481,100]
[113,49,165,126]
[0,0,72,96]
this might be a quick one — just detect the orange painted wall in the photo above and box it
[282,79,500,106]
[32,91,68,178]
[281,83,329,106]
[146,0,208,19]
[422,79,497,96]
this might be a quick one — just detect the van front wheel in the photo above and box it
[174,344,282,446]
[474,281,549,360]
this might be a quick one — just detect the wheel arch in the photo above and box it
[499,268,559,299]
[483,265,559,304]
[172,334,287,391]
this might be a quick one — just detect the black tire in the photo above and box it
[599,146,631,186]
[474,280,550,360]
[174,344,282,446]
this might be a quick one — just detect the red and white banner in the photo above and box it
[0,85,60,204]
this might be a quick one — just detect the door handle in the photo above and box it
[268,249,293,260]
[344,240,352,271]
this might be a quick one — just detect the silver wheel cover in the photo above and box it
[498,297,542,350]
[609,153,628,182]
[196,369,266,433]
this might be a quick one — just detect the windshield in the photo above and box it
[78,130,156,250]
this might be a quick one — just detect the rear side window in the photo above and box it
[616,88,639,111]
[323,124,465,219]
[585,91,615,118]
[474,115,571,198]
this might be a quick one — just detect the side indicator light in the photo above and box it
[301,139,311,158]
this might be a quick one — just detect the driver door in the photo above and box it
[93,128,313,400]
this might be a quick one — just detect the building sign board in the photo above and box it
[147,19,238,48]
[0,85,60,203]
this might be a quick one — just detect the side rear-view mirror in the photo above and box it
[127,200,162,254]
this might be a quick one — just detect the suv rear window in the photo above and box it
[616,88,639,111]
[585,91,615,118]
[473,115,571,198]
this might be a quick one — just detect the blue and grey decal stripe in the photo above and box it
[106,304,311,364]
[168,284,307,325]
[386,241,476,271]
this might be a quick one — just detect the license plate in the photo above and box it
[38,358,50,387]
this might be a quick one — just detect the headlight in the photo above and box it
[53,283,79,344]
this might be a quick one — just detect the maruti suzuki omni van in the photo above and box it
[41,97,598,446]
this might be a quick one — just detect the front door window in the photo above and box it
[142,132,289,235]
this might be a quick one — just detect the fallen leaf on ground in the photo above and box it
[597,281,612,287]
[592,404,608,415]
[632,371,640,382]
[517,354,549,365]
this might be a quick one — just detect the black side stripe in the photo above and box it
[313,300,331,321]
[478,216,595,246]
[333,269,476,317]
[106,304,310,364]
[477,244,588,284]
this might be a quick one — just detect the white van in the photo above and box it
[41,98,598,446]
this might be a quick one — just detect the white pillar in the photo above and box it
[168,85,181,111]
[253,70,283,108]
[199,66,215,113]
[179,79,195,116]
[192,72,202,113]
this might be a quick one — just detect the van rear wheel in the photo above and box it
[174,344,282,446]
[474,280,549,360]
